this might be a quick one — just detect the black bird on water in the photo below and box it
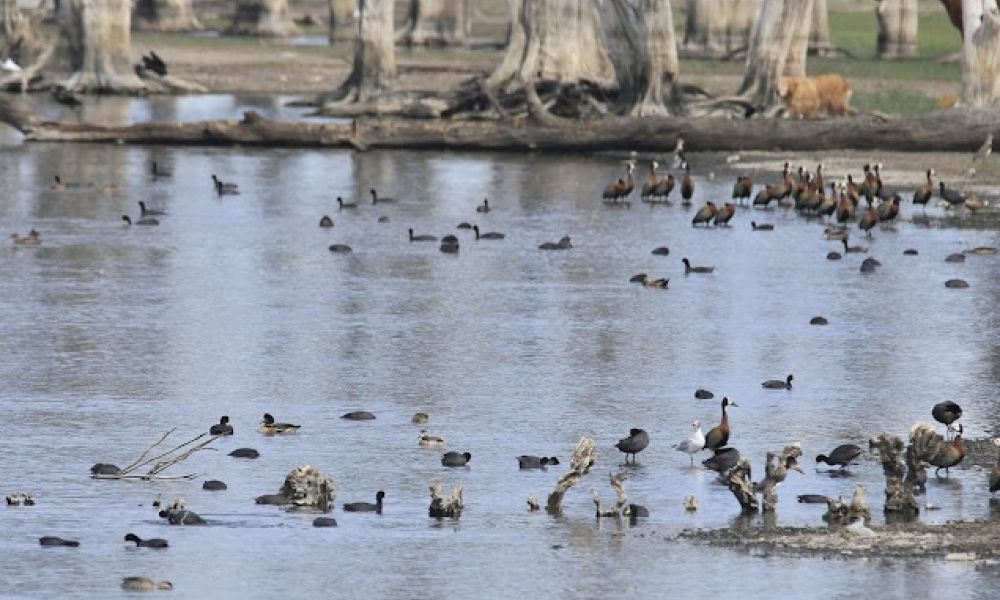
[615,428,649,464]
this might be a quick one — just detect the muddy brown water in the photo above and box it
[1,97,998,599]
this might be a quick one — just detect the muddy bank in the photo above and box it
[682,518,1000,560]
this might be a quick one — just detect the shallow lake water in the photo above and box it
[0,99,998,599]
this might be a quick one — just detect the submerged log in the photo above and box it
[1,100,998,154]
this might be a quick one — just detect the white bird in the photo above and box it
[673,420,705,466]
[973,134,993,162]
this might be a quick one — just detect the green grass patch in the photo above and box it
[851,89,941,116]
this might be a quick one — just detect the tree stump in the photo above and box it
[328,0,357,43]
[876,0,917,59]
[960,0,1000,107]
[227,0,300,37]
[0,0,52,91]
[605,0,679,116]
[869,432,919,519]
[133,0,203,32]
[277,465,336,511]
[428,481,463,518]
[397,0,467,47]
[725,458,758,512]
[756,444,804,512]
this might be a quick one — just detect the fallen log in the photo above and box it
[0,97,996,153]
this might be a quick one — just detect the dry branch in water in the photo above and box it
[92,429,219,480]
[592,471,630,517]
[546,437,597,514]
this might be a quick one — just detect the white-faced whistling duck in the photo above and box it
[691,201,717,226]
[732,176,752,205]
[860,163,878,206]
[761,374,793,389]
[753,184,776,208]
[858,207,878,237]
[836,189,855,224]
[682,258,714,274]
[815,444,863,470]
[912,169,933,212]
[877,194,901,224]
[712,202,736,226]
[50,175,66,191]
[845,175,860,206]
[615,428,649,464]
[653,173,675,200]
[640,161,659,198]
[602,163,635,203]
[680,162,694,205]
[930,424,966,476]
[704,397,737,451]
[874,163,884,198]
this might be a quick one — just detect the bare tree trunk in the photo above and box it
[323,0,397,109]
[783,0,814,76]
[618,0,679,116]
[59,0,146,93]
[488,0,615,92]
[328,0,356,43]
[228,0,300,37]
[960,0,1000,107]
[133,0,202,32]
[682,0,724,57]
[725,0,761,53]
[809,0,830,55]
[738,0,814,110]
[876,0,917,58]
[681,0,760,57]
[398,0,467,46]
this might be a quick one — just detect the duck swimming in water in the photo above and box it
[259,413,300,434]
[761,374,793,389]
